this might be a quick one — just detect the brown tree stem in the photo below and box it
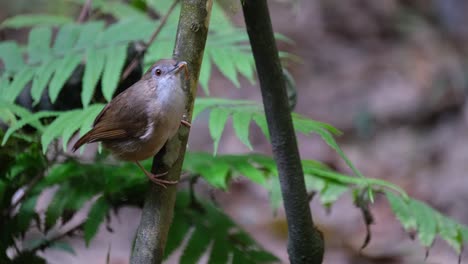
[130,1,212,263]
[241,0,324,263]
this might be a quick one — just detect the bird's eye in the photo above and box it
[155,69,162,76]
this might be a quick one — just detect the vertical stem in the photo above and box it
[241,1,324,263]
[130,1,213,263]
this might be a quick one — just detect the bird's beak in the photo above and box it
[171,61,188,77]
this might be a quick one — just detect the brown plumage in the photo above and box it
[72,59,189,187]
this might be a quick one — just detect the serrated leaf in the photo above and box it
[84,196,109,246]
[0,41,24,72]
[96,18,153,45]
[210,48,240,88]
[232,111,253,150]
[45,185,71,230]
[209,108,231,155]
[2,67,34,103]
[0,15,72,29]
[53,24,81,54]
[208,239,229,264]
[180,228,212,264]
[79,104,104,137]
[0,100,43,130]
[385,191,416,231]
[232,158,265,185]
[233,52,255,84]
[201,160,230,189]
[28,26,52,63]
[252,114,270,140]
[409,200,437,247]
[101,44,127,101]
[2,110,60,146]
[320,183,348,206]
[16,195,39,232]
[436,214,462,253]
[75,22,105,50]
[31,60,60,105]
[82,49,105,107]
[61,107,97,150]
[97,1,146,18]
[48,54,82,103]
[41,110,77,153]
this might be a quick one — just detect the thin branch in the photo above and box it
[241,0,324,263]
[77,0,93,23]
[130,0,213,263]
[121,0,180,81]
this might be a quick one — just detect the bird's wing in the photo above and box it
[72,83,150,151]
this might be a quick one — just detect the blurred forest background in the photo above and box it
[2,0,468,263]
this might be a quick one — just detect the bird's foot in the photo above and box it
[147,172,178,188]
[181,119,191,128]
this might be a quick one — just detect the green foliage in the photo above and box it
[1,0,468,262]
[166,192,278,264]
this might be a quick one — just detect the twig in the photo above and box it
[121,0,180,81]
[77,0,93,23]
[241,0,324,263]
[130,0,213,263]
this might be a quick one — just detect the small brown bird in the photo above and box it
[72,59,190,187]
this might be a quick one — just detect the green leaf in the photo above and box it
[436,214,462,253]
[409,200,437,247]
[53,24,81,54]
[319,183,348,206]
[0,100,43,130]
[232,158,265,185]
[96,1,146,18]
[31,60,60,105]
[385,191,416,231]
[252,114,270,140]
[50,241,76,255]
[0,42,24,72]
[16,195,39,233]
[233,52,255,84]
[201,160,230,189]
[210,48,240,88]
[208,239,229,264]
[41,110,76,153]
[1,67,34,103]
[84,196,109,246]
[82,49,106,107]
[61,107,100,150]
[101,44,127,102]
[2,110,60,146]
[79,104,104,137]
[28,26,52,63]
[45,184,71,230]
[1,15,72,29]
[48,54,82,103]
[209,108,231,155]
[74,22,105,50]
[180,228,212,264]
[232,111,253,150]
